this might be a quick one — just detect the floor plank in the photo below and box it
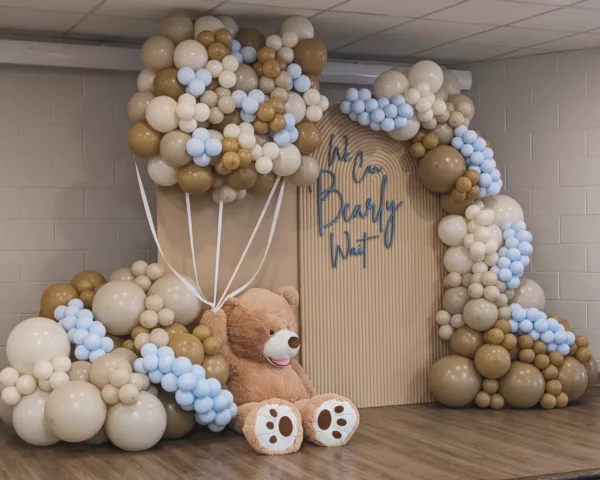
[2,389,600,480]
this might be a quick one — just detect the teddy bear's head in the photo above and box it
[223,286,300,367]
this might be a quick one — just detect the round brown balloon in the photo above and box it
[558,357,588,402]
[225,166,258,190]
[575,346,592,364]
[197,30,215,47]
[236,27,265,49]
[169,333,205,365]
[258,46,276,63]
[498,361,545,408]
[178,164,213,195]
[163,323,189,338]
[208,42,227,61]
[428,355,481,407]
[418,146,466,193]
[203,336,223,356]
[222,138,239,153]
[545,379,562,395]
[482,378,498,394]
[158,391,195,440]
[293,39,327,75]
[583,356,598,391]
[203,355,229,385]
[540,393,556,409]
[238,148,252,167]
[215,28,232,47]
[549,351,564,367]
[455,176,472,193]
[295,122,321,155]
[450,326,483,359]
[487,328,504,345]
[464,169,480,184]
[474,344,511,379]
[257,103,276,122]
[248,173,275,195]
[422,133,439,150]
[128,122,162,158]
[410,143,426,159]
[475,391,491,408]
[534,353,550,370]
[122,339,135,351]
[440,193,473,215]
[40,283,78,319]
[131,325,149,339]
[108,334,124,349]
[235,64,259,93]
[269,97,284,114]
[555,391,569,408]
[543,364,559,380]
[532,341,547,355]
[79,290,95,309]
[153,68,185,99]
[490,393,505,410]
[519,348,535,364]
[72,270,106,293]
[289,156,320,188]
[451,188,467,202]
[269,114,285,133]
[518,335,534,349]
[222,151,240,170]
[192,325,212,342]
[502,333,517,350]
[263,59,281,79]
[467,185,480,199]
[576,335,589,348]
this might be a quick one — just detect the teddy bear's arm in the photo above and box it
[291,358,318,397]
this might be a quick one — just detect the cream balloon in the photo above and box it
[174,39,208,70]
[148,156,178,186]
[105,391,167,452]
[112,347,138,366]
[482,195,524,226]
[438,215,468,247]
[218,15,239,36]
[281,16,314,39]
[145,96,179,134]
[92,281,146,335]
[108,267,134,282]
[432,123,454,145]
[441,68,461,96]
[388,117,421,141]
[6,317,70,376]
[12,389,59,446]
[141,36,175,72]
[45,381,106,442]
[490,223,503,246]
[160,131,192,167]
[463,298,499,332]
[374,70,409,98]
[285,92,307,123]
[272,144,302,177]
[408,60,444,93]
[148,275,202,326]
[443,246,473,275]
[127,91,154,122]
[510,278,546,310]
[137,69,156,93]
[68,361,92,382]
[193,15,225,37]
[159,14,194,44]
[89,353,133,390]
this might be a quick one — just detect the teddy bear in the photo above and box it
[200,286,359,455]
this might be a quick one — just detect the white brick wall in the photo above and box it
[0,65,156,366]
[465,48,600,358]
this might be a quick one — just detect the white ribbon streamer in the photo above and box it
[213,200,224,309]
[185,192,209,302]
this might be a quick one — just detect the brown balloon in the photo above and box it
[464,169,480,184]
[153,68,185,99]
[487,328,504,345]
[40,283,78,319]
[295,121,321,155]
[253,119,270,135]
[257,103,276,122]
[422,133,439,150]
[225,166,258,191]
[128,122,162,158]
[576,335,589,348]
[474,344,511,379]
[534,353,550,370]
[498,361,545,408]
[549,351,564,367]
[519,348,535,364]
[440,193,473,215]
[575,346,592,363]
[238,148,252,167]
[450,326,483,359]
[543,364,559,380]
[289,156,320,187]
[202,355,229,385]
[558,357,588,402]
[502,333,517,350]
[455,176,472,193]
[215,28,232,47]
[169,333,205,365]
[490,393,505,410]
[235,64,259,93]
[263,59,281,79]
[163,323,189,338]
[555,391,569,408]
[540,393,556,409]
[583,356,598,391]
[293,39,328,75]
[236,27,265,49]
[545,379,562,395]
[482,378,498,394]
[208,42,227,61]
[269,114,285,133]
[203,336,223,356]
[79,290,95,309]
[418,146,466,193]
[410,143,426,159]
[131,325,149,339]
[158,391,196,440]
[197,30,215,47]
[475,391,491,408]
[532,340,547,355]
[518,335,534,349]
[178,164,213,195]
[248,173,275,195]
[192,325,212,342]
[222,151,240,170]
[72,270,106,293]
[428,355,481,407]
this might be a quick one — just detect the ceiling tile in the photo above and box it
[333,0,464,17]
[464,26,572,47]
[415,42,515,61]
[508,0,580,4]
[96,0,220,19]
[71,14,159,39]
[312,12,409,50]
[533,32,600,50]
[491,47,554,59]
[0,0,101,13]
[0,7,83,32]
[512,7,600,31]
[575,1,600,9]
[426,0,557,25]
[232,0,342,10]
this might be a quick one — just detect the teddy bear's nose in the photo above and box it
[288,336,300,349]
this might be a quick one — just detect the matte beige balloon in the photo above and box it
[442,286,469,315]
[112,347,138,366]
[474,344,511,379]
[511,278,546,310]
[428,355,481,407]
[148,156,178,187]
[45,381,106,442]
[12,389,59,446]
[288,155,320,187]
[499,361,545,408]
[108,267,134,282]
[159,14,194,44]
[235,64,259,93]
[373,70,409,98]
[68,361,92,382]
[89,353,133,390]
[92,280,146,335]
[127,91,154,122]
[559,357,588,402]
[432,123,454,145]
[141,36,175,72]
[448,94,475,121]
[160,131,192,167]
[450,326,483,359]
[148,275,202,326]
[583,356,598,391]
[418,145,466,193]
[441,68,461,96]
[105,391,167,451]
[158,391,195,440]
[463,298,499,332]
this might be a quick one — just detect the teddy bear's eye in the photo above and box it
[269,330,275,335]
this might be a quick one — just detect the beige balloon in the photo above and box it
[450,326,483,359]
[583,357,598,392]
[109,267,134,282]
[511,278,546,310]
[474,344,511,379]
[448,94,475,121]
[442,286,469,315]
[235,64,259,93]
[148,156,178,187]
[112,347,138,366]
[12,389,59,446]
[160,131,192,168]
[45,381,106,442]
[105,391,167,451]
[463,298,499,332]
[159,14,194,44]
[432,123,454,145]
[92,280,146,335]
[141,36,175,72]
[428,355,481,407]
[89,353,132,390]
[148,275,202,326]
[288,155,320,187]
[559,357,588,402]
[158,391,195,440]
[127,91,154,122]
[499,361,545,408]
[373,70,409,98]
[68,361,92,382]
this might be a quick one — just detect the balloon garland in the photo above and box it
[340,61,595,410]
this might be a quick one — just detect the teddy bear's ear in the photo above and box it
[221,296,240,318]
[276,286,299,310]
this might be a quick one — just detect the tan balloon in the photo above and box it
[293,39,327,75]
[583,356,598,391]
[432,123,454,145]
[178,164,213,195]
[72,270,105,292]
[225,166,258,191]
[498,361,545,408]
[128,122,162,158]
[109,267,134,282]
[248,172,275,195]
[558,357,588,402]
[202,355,230,385]
[158,391,195,440]
[68,361,92,382]
[463,298,499,332]
[236,27,265,49]
[418,145,466,193]
[235,64,259,92]
[89,353,133,390]
[294,121,321,155]
[40,283,78,319]
[127,91,154,122]
[163,323,189,338]
[169,333,205,365]
[289,156,320,187]
[450,326,483,359]
[441,193,473,215]
[160,14,194,44]
[449,94,475,121]
[148,275,202,326]
[92,281,146,336]
[112,347,138,367]
[159,131,192,168]
[141,36,175,72]
[442,286,469,315]
[474,344,511,379]
[429,355,481,407]
[153,68,185,100]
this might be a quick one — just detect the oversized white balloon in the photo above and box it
[141,36,175,72]
[145,96,179,134]
[218,16,239,36]
[438,215,468,246]
[444,246,474,275]
[482,195,524,226]
[374,70,409,98]
[148,275,202,326]
[137,69,156,93]
[174,39,208,70]
[408,60,444,93]
[511,278,546,310]
[92,281,146,335]
[148,157,178,186]
[127,91,154,122]
[159,14,194,44]
[285,92,307,123]
[45,381,106,443]
[193,15,225,37]
[6,317,70,375]
[105,391,167,452]
[12,389,59,446]
[281,16,314,39]
[388,117,420,141]
[272,144,301,177]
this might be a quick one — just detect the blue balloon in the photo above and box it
[75,316,93,330]
[73,328,88,345]
[196,68,212,86]
[177,67,195,85]
[520,319,533,333]
[289,128,299,143]
[479,173,492,187]
[370,122,381,131]
[398,103,413,118]
[205,138,222,157]
[498,267,512,282]
[547,317,559,332]
[191,365,206,378]
[207,377,222,397]
[161,373,178,392]
[141,343,158,357]
[377,98,390,108]
[196,410,216,425]
[454,125,468,137]
[512,221,526,232]
[530,330,541,341]
[84,333,102,351]
[461,144,474,157]
[194,379,210,398]
[520,256,530,267]
[88,321,106,337]
[487,182,501,196]
[192,127,210,141]
[507,248,521,261]
[365,98,378,112]
[65,305,80,317]
[215,409,232,426]
[101,337,114,352]
[148,369,164,383]
[274,130,291,147]
[491,169,501,181]
[345,87,358,102]
[451,137,464,150]
[371,108,385,124]
[358,88,371,101]
[188,79,206,97]
[229,403,238,418]
[507,277,520,289]
[173,357,193,376]
[358,112,371,126]
[557,343,570,355]
[289,63,303,80]
[240,111,256,123]
[186,138,205,157]
[349,112,358,122]
[232,90,247,108]
[294,75,311,93]
[534,318,548,333]
[540,330,554,344]
[88,349,105,363]
[177,372,198,391]
[554,330,567,345]
[547,343,557,352]
[483,147,494,159]
[241,46,257,64]
[463,130,477,144]
[352,99,366,114]
[518,241,533,256]
[481,159,495,173]
[193,154,211,167]
[212,393,229,412]
[67,329,77,342]
[283,113,296,128]
[512,306,527,321]
[510,261,524,276]
[469,151,484,166]
[194,396,214,414]
[509,319,519,332]
[381,118,395,132]
[473,137,487,151]
[248,89,266,103]
[565,331,576,345]
[232,51,243,63]
[158,346,175,357]
[516,230,533,242]
[62,315,77,331]
[142,355,159,372]
[54,305,67,320]
[384,104,398,119]
[394,116,408,128]
[159,355,175,374]
[497,257,511,269]
[176,390,195,407]
[391,95,406,106]
[221,389,234,403]
[242,96,259,114]
[230,39,241,52]
[74,345,90,361]
[133,357,146,373]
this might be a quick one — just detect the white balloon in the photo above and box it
[272,144,301,177]
[218,15,238,36]
[374,70,409,98]
[444,246,474,275]
[482,195,524,226]
[174,39,208,70]
[490,223,503,247]
[12,389,59,446]
[285,92,307,123]
[6,318,70,376]
[148,157,178,187]
[441,67,461,96]
[145,96,179,133]
[438,215,468,247]
[194,15,225,37]
[159,14,194,44]
[511,278,546,310]
[148,275,202,326]
[439,325,454,340]
[388,117,421,142]
[281,16,314,39]
[408,60,444,93]
[137,69,156,93]
[92,281,146,336]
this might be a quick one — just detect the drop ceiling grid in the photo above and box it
[1,0,600,62]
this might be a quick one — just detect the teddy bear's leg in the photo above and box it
[241,399,304,455]
[230,402,258,434]
[296,394,360,447]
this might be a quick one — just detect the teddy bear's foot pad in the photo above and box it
[313,399,358,447]
[246,403,303,455]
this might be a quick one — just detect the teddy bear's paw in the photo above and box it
[247,403,303,455]
[312,399,359,447]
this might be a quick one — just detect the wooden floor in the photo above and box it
[3,390,600,480]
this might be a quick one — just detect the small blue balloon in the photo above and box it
[470,151,484,166]
[518,241,533,256]
[283,113,296,128]
[512,221,526,232]
[214,409,232,426]
[89,349,105,363]
[358,112,371,126]
[507,248,521,261]
[232,90,247,108]
[212,393,229,412]
[345,87,358,102]
[88,321,106,337]
[370,122,381,131]
[481,159,495,174]
[483,147,494,159]
[177,372,198,391]
[371,108,385,124]
[142,355,159,372]
[289,128,299,143]
[133,357,146,373]
[365,98,378,112]
[547,318,559,332]
[352,99,365,115]
[186,138,205,157]
[207,377,222,397]
[487,182,501,196]
[358,88,371,101]
[192,127,210,141]
[557,343,570,355]
[177,67,195,85]
[196,410,216,425]
[540,330,554,344]
[499,247,508,257]
[230,39,241,52]
[520,256,530,267]
[240,111,256,123]
[384,104,398,119]
[473,137,486,151]
[194,378,210,398]
[391,95,406,106]
[513,307,527,322]
[173,357,193,376]
[510,261,524,277]
[463,130,477,144]
[221,389,234,404]
[398,103,413,118]
[394,116,408,128]
[100,336,113,352]
[451,137,464,150]
[159,355,175,374]
[208,423,226,433]
[520,319,533,333]
[507,277,520,289]
[194,396,214,414]
[498,267,512,282]
[461,144,474,157]
[294,75,311,93]
[158,346,175,357]
[141,343,158,357]
[54,305,67,320]
[188,79,206,97]
[65,304,80,316]
[274,130,291,147]
[75,345,90,361]
[191,365,206,379]
[73,328,88,345]
[530,330,541,341]
[504,237,518,249]
[161,373,178,392]
[229,403,238,418]
[288,63,302,80]
[175,390,195,407]
[242,96,259,114]
[248,89,266,103]
[547,343,558,352]
[516,230,533,243]
[454,125,468,137]
[534,318,548,333]
[62,315,77,331]
[479,173,491,188]
[196,69,212,86]
[205,138,222,157]
[193,154,211,167]
[381,118,395,132]
[67,329,76,342]
[241,46,257,64]
[75,316,93,330]
[232,51,243,63]
[491,266,499,274]
[377,97,390,108]
[84,333,102,351]
[349,112,358,122]
[554,330,567,345]
[148,369,164,383]
[509,319,519,333]
[491,169,501,181]
[181,404,194,412]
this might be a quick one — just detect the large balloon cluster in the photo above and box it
[0,260,234,451]
[128,14,327,203]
